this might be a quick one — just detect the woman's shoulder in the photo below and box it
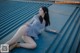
[34,14,39,17]
[33,14,39,19]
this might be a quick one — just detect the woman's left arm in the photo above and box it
[44,28,58,33]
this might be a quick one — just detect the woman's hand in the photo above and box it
[49,29,58,33]
[45,28,58,34]
[24,23,29,26]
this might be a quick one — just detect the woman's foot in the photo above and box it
[9,42,19,50]
[16,42,20,48]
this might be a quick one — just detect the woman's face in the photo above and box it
[39,8,45,16]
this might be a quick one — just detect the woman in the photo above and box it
[5,6,57,50]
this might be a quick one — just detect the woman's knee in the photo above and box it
[31,42,37,49]
[20,25,26,29]
[18,25,27,32]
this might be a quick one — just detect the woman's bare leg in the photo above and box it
[6,25,27,45]
[5,24,37,49]
[18,35,37,49]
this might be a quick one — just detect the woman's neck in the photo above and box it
[41,14,45,18]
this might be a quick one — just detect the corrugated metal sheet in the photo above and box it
[0,1,80,53]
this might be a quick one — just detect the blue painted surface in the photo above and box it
[0,1,80,53]
[0,1,52,40]
[46,5,80,53]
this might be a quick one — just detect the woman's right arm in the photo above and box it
[24,18,33,26]
[24,15,36,26]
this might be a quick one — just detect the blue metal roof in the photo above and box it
[0,1,80,53]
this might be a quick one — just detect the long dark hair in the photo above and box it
[39,6,50,27]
